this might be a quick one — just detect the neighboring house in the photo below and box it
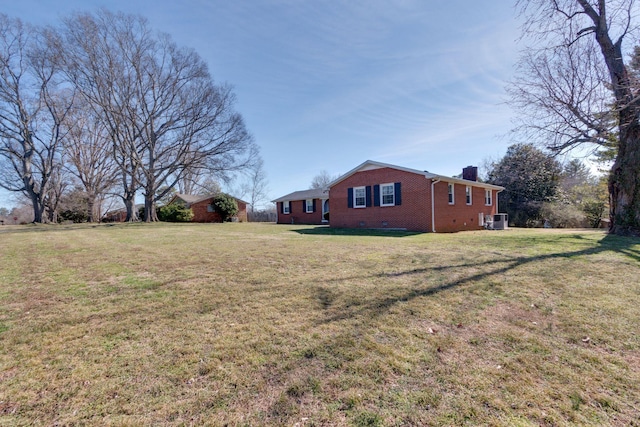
[167,193,249,223]
[273,160,505,233]
[102,204,144,222]
[272,188,329,225]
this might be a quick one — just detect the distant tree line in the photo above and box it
[0,10,260,223]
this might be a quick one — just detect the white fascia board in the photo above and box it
[431,175,504,191]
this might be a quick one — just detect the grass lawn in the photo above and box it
[0,222,639,426]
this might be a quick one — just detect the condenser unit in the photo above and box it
[493,213,508,230]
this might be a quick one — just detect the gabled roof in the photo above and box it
[169,193,249,207]
[327,160,436,187]
[328,160,504,191]
[272,188,328,203]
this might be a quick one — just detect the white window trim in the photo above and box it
[485,189,492,206]
[283,201,290,214]
[305,199,313,213]
[354,186,366,208]
[448,183,455,205]
[380,183,395,207]
[466,186,472,205]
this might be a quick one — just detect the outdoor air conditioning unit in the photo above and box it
[482,213,492,229]
[493,213,508,230]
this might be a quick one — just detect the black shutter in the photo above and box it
[302,200,306,211]
[348,188,353,208]
[280,202,284,214]
[373,185,380,207]
[313,199,317,212]
[366,186,372,207]
[395,182,402,205]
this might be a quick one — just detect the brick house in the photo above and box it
[329,160,504,232]
[102,204,144,222]
[273,188,329,225]
[168,193,248,223]
[273,160,505,232]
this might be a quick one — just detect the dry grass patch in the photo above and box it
[0,223,639,425]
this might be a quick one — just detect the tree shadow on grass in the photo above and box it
[293,226,423,238]
[314,232,640,324]
[274,232,639,425]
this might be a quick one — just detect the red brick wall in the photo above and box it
[191,198,248,223]
[277,199,325,225]
[236,201,248,222]
[329,167,499,233]
[432,182,498,233]
[330,168,433,231]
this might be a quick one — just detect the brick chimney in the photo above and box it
[462,166,478,181]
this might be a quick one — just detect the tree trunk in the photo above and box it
[87,194,96,223]
[143,196,158,222]
[588,5,640,236]
[124,193,137,222]
[609,119,640,235]
[29,191,44,223]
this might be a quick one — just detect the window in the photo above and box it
[466,186,472,205]
[305,199,314,213]
[380,183,395,206]
[354,187,366,208]
[448,183,455,204]
[485,189,492,206]
[207,204,214,212]
[283,201,290,214]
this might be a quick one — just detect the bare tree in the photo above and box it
[240,157,269,212]
[172,169,222,196]
[132,40,254,222]
[175,165,206,195]
[0,15,73,223]
[57,10,145,221]
[43,162,69,222]
[310,170,338,189]
[59,10,254,222]
[61,100,118,222]
[512,0,640,235]
[196,177,222,196]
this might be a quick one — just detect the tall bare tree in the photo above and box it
[42,162,68,223]
[310,170,338,190]
[0,15,73,223]
[240,157,269,212]
[58,10,254,222]
[57,10,146,221]
[512,0,640,235]
[133,38,253,222]
[61,100,118,222]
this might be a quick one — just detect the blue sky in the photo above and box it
[1,0,522,210]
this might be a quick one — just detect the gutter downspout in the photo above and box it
[431,178,441,233]
[496,188,504,215]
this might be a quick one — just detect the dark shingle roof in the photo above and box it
[271,188,328,203]
[171,193,249,206]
